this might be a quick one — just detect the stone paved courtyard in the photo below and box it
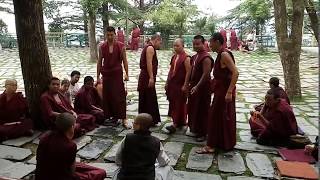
[0,48,318,179]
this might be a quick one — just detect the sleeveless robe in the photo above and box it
[166,51,189,127]
[117,30,125,44]
[0,92,33,141]
[187,50,213,137]
[100,41,126,119]
[138,44,161,124]
[207,49,236,150]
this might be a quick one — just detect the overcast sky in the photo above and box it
[0,0,241,34]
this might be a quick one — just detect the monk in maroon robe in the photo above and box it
[254,77,290,112]
[36,113,106,180]
[0,79,33,141]
[138,34,162,125]
[97,26,129,128]
[117,27,125,44]
[130,27,140,50]
[165,38,191,133]
[249,89,298,146]
[219,27,227,49]
[197,32,239,153]
[230,28,238,50]
[74,76,105,124]
[40,77,96,137]
[187,35,213,142]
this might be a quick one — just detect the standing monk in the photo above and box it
[0,79,33,141]
[230,28,238,50]
[131,27,140,50]
[97,26,129,128]
[138,34,162,126]
[40,77,96,137]
[165,39,191,133]
[187,35,213,142]
[74,76,105,124]
[197,32,239,153]
[219,27,227,49]
[117,27,125,44]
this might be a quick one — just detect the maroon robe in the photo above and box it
[249,99,298,145]
[40,91,96,134]
[0,92,33,141]
[187,50,213,137]
[130,28,140,50]
[220,28,227,49]
[35,131,106,180]
[117,30,125,44]
[207,49,236,150]
[74,85,105,124]
[254,86,290,112]
[166,51,189,127]
[100,41,126,120]
[138,44,161,124]
[230,29,238,50]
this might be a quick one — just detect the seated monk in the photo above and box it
[0,79,33,141]
[254,77,290,112]
[35,113,106,180]
[249,88,298,146]
[40,77,96,137]
[74,76,105,124]
[60,79,72,104]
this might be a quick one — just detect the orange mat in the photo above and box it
[276,160,319,179]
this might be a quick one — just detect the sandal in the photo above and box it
[196,146,214,154]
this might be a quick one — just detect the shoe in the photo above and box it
[185,127,197,137]
[104,119,120,127]
[165,125,176,134]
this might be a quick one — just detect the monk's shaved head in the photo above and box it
[150,33,162,50]
[134,113,153,131]
[55,113,76,133]
[174,38,184,46]
[151,33,161,40]
[4,79,17,86]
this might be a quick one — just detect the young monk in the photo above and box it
[35,112,106,180]
[117,27,125,44]
[97,26,129,128]
[254,77,290,112]
[197,32,239,153]
[69,71,81,104]
[60,79,71,104]
[250,89,298,146]
[40,77,96,137]
[137,34,162,126]
[74,76,105,124]
[165,38,191,133]
[187,35,213,142]
[115,113,170,180]
[0,79,33,141]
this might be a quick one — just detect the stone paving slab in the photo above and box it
[74,136,92,150]
[173,170,222,180]
[164,142,184,166]
[0,159,14,171]
[227,176,263,180]
[0,162,36,179]
[246,153,274,178]
[89,163,118,178]
[77,139,113,160]
[170,134,206,145]
[27,155,80,165]
[218,151,246,174]
[104,141,122,162]
[236,122,250,130]
[235,142,278,154]
[87,126,124,138]
[186,147,213,171]
[2,131,41,147]
[0,145,32,161]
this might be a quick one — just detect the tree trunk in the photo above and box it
[139,0,145,34]
[304,0,319,43]
[88,12,98,62]
[102,2,109,37]
[83,9,89,47]
[273,0,304,99]
[13,0,52,129]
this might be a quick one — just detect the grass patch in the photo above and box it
[174,143,195,171]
